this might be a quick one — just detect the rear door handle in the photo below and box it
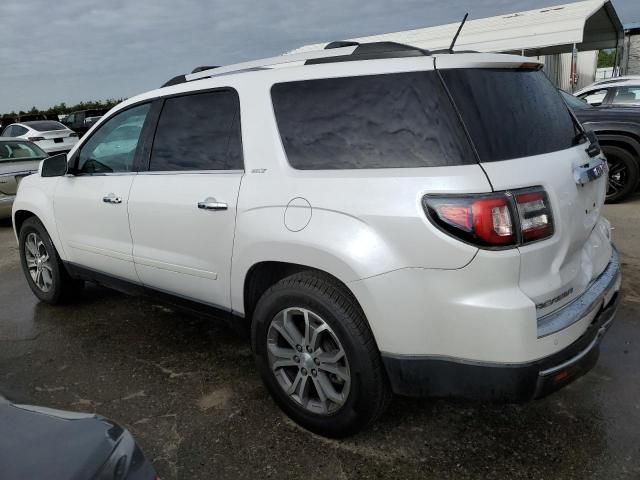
[198,197,228,211]
[103,193,122,204]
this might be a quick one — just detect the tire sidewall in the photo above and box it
[18,218,64,303]
[252,282,380,437]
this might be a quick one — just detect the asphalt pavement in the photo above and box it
[1,197,639,479]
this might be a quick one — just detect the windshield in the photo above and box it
[559,90,591,110]
[0,141,48,161]
[440,69,579,162]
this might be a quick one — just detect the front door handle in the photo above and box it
[103,193,122,204]
[198,197,228,211]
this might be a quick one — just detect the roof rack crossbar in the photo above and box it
[184,45,359,82]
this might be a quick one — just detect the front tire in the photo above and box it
[252,271,390,438]
[603,145,639,203]
[19,217,82,304]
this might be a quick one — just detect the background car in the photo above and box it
[62,108,109,137]
[1,120,78,155]
[0,394,157,479]
[574,79,640,107]
[0,139,47,218]
[561,90,640,202]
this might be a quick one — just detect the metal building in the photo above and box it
[621,23,640,75]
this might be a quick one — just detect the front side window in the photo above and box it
[1,126,13,137]
[611,86,640,105]
[149,90,243,171]
[271,72,475,170]
[76,103,150,174]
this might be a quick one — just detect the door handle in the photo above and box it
[198,197,228,211]
[103,193,122,204]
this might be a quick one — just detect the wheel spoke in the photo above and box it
[40,270,52,291]
[267,343,298,370]
[282,309,303,346]
[318,362,349,381]
[309,323,328,351]
[311,376,329,414]
[271,318,298,349]
[316,347,345,365]
[315,372,344,405]
[303,310,311,346]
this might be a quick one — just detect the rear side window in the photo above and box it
[271,72,475,169]
[150,90,243,171]
[440,69,578,162]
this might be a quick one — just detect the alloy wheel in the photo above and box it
[24,232,53,292]
[266,307,351,415]
[606,157,629,200]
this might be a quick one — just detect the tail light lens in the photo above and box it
[68,132,78,138]
[423,187,553,248]
[27,136,45,141]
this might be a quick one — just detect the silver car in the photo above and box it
[0,139,46,219]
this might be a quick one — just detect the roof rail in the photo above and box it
[306,41,429,65]
[184,45,358,82]
[179,41,430,84]
[191,65,219,73]
[325,40,360,49]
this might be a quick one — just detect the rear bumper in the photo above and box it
[381,250,621,401]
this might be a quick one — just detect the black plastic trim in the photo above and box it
[64,262,246,324]
[306,41,430,65]
[381,291,619,401]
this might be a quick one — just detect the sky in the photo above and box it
[1,0,638,113]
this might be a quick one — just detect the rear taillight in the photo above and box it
[27,136,45,141]
[69,132,78,138]
[423,187,553,249]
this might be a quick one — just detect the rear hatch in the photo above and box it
[436,55,611,317]
[26,121,77,152]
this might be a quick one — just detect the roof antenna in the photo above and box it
[449,13,469,53]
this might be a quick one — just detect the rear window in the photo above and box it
[26,121,66,132]
[440,69,578,162]
[271,72,475,170]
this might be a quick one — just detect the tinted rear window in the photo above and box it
[150,90,243,171]
[271,72,475,169]
[440,69,578,162]
[26,121,66,132]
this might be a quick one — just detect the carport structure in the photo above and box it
[291,0,624,89]
[293,0,623,56]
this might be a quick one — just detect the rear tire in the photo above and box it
[18,217,83,304]
[603,145,639,203]
[251,271,390,438]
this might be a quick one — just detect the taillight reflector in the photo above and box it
[515,191,554,243]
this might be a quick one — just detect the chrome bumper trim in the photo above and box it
[537,248,621,338]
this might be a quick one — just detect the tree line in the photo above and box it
[1,98,126,119]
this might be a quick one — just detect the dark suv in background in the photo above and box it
[62,108,108,137]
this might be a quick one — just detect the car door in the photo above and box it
[54,103,153,281]
[128,89,243,309]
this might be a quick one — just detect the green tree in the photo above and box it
[597,49,616,68]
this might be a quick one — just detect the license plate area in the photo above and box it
[54,138,63,144]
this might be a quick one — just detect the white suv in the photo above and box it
[12,42,621,437]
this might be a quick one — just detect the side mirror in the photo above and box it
[41,153,68,177]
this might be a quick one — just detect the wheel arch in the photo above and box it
[11,186,67,260]
[241,260,366,321]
